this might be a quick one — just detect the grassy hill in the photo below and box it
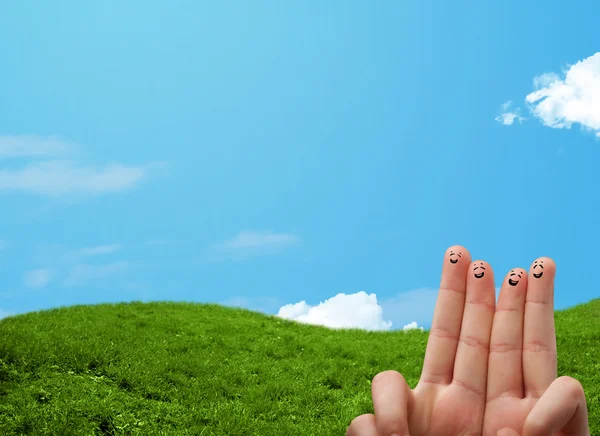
[0,299,598,435]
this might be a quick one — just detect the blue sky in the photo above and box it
[1,1,599,331]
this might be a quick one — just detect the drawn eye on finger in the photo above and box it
[473,262,485,278]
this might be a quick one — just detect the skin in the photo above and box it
[347,245,590,436]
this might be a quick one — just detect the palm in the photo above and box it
[484,397,536,434]
[409,384,486,434]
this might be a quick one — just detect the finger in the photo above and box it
[452,260,496,399]
[523,376,590,436]
[420,245,471,385]
[523,257,557,398]
[346,414,378,436]
[372,370,412,436]
[487,268,527,401]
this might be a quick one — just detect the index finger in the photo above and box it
[372,370,412,436]
[419,245,471,386]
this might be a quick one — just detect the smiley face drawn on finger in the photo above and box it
[508,269,523,286]
[473,262,486,279]
[532,260,544,278]
[449,250,462,264]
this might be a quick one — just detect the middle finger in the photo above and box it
[452,260,496,398]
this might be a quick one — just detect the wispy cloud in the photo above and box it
[71,244,123,257]
[497,52,600,137]
[213,230,301,260]
[0,135,76,158]
[63,261,130,287]
[25,244,132,290]
[495,100,525,125]
[23,268,53,289]
[61,244,124,264]
[0,135,166,196]
[0,161,148,196]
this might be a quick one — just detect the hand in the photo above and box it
[346,245,590,436]
[483,255,589,435]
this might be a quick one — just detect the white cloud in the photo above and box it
[495,101,525,125]
[402,321,424,331]
[496,112,525,126]
[533,73,561,90]
[525,52,600,137]
[0,160,148,196]
[24,268,52,288]
[0,135,75,158]
[277,291,393,331]
[213,231,301,260]
[498,53,600,136]
[63,261,130,287]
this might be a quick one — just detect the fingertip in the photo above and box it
[555,376,586,402]
[469,259,494,282]
[446,245,471,264]
[372,370,409,395]
[347,414,377,436]
[529,257,556,280]
[504,267,528,288]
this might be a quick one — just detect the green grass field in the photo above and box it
[0,299,598,435]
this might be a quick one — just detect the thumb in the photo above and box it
[371,370,412,436]
[522,376,589,436]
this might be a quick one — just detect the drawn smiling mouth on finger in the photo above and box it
[533,260,544,278]
[473,263,485,278]
[508,269,523,286]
